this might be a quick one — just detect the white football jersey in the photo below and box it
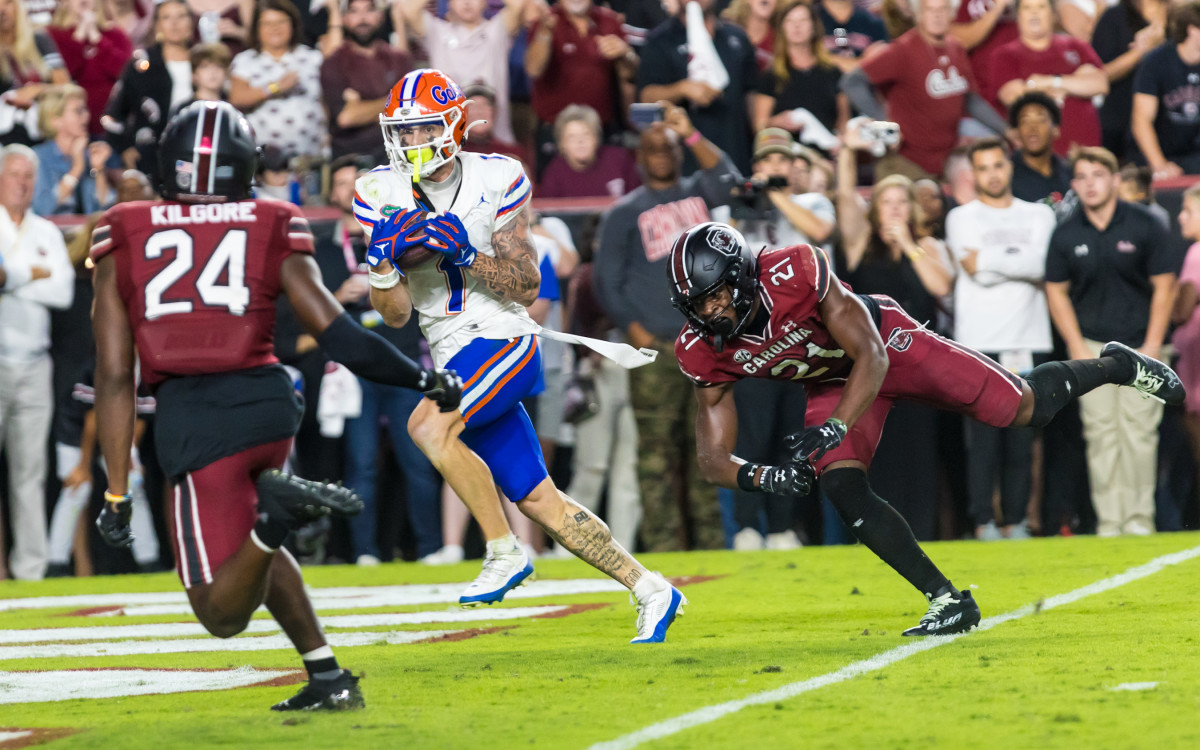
[353,152,537,366]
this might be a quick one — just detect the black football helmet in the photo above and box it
[158,101,258,203]
[667,222,758,352]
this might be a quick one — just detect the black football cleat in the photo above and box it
[901,590,980,637]
[1100,341,1186,406]
[256,470,364,529]
[271,669,364,712]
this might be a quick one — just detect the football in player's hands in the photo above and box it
[367,209,436,269]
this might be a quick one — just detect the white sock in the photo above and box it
[486,533,520,556]
[632,571,667,600]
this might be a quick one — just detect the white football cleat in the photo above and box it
[459,536,534,607]
[630,573,687,644]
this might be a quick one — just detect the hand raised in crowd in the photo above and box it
[68,134,88,171]
[73,9,102,44]
[6,83,45,108]
[88,141,112,173]
[842,118,873,152]
[63,461,91,490]
[960,248,980,276]
[882,220,914,250]
[1153,161,1183,181]
[275,71,300,95]
[596,34,630,60]
[681,80,721,107]
[1133,23,1164,53]
[660,100,697,139]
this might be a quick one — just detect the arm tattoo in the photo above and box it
[470,207,541,306]
[542,500,645,589]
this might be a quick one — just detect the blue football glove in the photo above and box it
[366,208,428,267]
[424,213,477,267]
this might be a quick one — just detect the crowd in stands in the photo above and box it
[3,0,1200,580]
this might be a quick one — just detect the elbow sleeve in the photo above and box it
[317,313,426,391]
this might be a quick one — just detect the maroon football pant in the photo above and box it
[806,299,1025,474]
[172,439,292,589]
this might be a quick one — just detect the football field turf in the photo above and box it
[3,533,1199,749]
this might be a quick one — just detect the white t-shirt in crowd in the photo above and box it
[945,197,1056,356]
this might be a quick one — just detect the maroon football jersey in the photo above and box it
[675,244,853,387]
[90,199,315,386]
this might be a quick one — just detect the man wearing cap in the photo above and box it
[320,0,413,162]
[728,128,835,257]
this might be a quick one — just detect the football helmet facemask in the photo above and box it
[667,222,759,352]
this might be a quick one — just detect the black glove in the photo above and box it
[758,461,815,497]
[785,418,848,463]
[419,368,463,412]
[96,498,134,549]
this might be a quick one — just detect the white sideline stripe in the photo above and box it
[588,543,1200,750]
[0,605,568,645]
[1110,682,1159,692]
[0,667,294,705]
[0,629,461,662]
[0,731,33,742]
[0,578,629,614]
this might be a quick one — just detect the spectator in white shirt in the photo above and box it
[0,143,75,580]
[944,137,1055,540]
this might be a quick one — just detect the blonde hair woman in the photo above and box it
[32,83,113,215]
[0,0,70,144]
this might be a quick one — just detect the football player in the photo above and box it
[356,69,685,642]
[91,101,462,710]
[669,222,1184,635]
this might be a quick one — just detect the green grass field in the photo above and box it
[3,533,1200,750]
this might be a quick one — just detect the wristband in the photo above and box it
[1053,75,1062,88]
[369,268,402,289]
[826,417,847,433]
[684,130,702,147]
[104,491,132,503]
[267,82,280,95]
[61,173,79,189]
[736,463,763,493]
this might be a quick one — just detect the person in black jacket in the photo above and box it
[101,0,194,184]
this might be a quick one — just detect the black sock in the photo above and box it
[821,468,950,598]
[253,513,290,550]
[1024,358,1130,428]
[304,655,341,681]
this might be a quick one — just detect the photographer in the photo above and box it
[721,128,835,258]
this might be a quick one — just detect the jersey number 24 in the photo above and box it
[144,228,250,319]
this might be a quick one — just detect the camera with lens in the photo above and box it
[728,175,790,221]
[859,120,901,157]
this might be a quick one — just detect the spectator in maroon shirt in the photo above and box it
[949,0,1018,109]
[524,0,637,174]
[992,0,1107,156]
[320,0,413,162]
[842,0,1009,181]
[47,0,132,138]
[460,81,531,171]
[539,103,640,198]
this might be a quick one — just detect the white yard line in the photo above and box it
[588,543,1200,750]
[0,605,568,645]
[0,629,462,661]
[0,579,628,615]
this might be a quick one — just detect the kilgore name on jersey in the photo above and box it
[152,202,258,226]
